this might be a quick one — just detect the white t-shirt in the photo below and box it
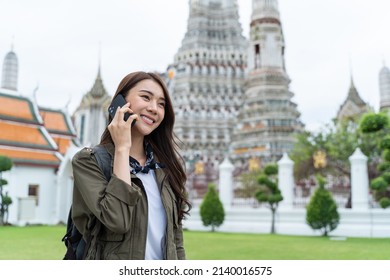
[136,170,167,260]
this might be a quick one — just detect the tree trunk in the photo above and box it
[270,208,276,234]
[323,228,328,237]
[0,174,4,226]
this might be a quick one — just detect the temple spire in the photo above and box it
[232,0,303,165]
[1,41,19,91]
[249,0,285,70]
[97,42,102,78]
[11,35,14,51]
[379,60,390,110]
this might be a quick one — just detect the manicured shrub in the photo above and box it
[200,183,225,232]
[306,175,340,236]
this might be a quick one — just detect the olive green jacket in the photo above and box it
[71,143,185,260]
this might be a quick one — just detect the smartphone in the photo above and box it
[108,94,136,127]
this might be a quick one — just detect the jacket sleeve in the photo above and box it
[71,147,142,234]
[175,223,186,260]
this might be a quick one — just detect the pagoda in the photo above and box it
[167,0,248,196]
[231,0,303,171]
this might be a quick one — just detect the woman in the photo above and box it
[71,71,190,260]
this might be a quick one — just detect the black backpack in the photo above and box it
[62,145,112,260]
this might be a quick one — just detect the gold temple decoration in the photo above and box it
[168,69,175,79]
[194,161,204,175]
[313,150,327,169]
[249,157,260,172]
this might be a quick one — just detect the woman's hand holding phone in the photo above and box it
[108,94,137,126]
[108,96,138,151]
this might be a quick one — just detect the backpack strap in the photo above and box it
[62,207,82,259]
[92,145,112,181]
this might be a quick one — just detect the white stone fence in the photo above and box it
[219,148,371,211]
[183,148,390,237]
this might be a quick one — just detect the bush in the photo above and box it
[383,150,390,162]
[380,197,390,208]
[360,113,389,133]
[200,184,225,232]
[264,164,278,176]
[0,155,13,226]
[378,162,390,172]
[371,177,388,191]
[359,112,390,209]
[381,172,390,184]
[380,136,390,149]
[306,175,340,236]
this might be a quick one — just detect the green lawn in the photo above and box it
[0,226,389,260]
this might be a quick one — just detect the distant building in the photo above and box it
[379,63,390,111]
[1,46,18,91]
[336,77,371,122]
[72,66,111,147]
[0,48,78,225]
[167,0,248,195]
[231,0,303,170]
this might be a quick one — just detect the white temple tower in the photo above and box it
[1,45,18,91]
[379,63,390,111]
[167,0,248,195]
[72,66,111,147]
[231,0,303,169]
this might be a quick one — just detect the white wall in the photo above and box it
[184,207,390,238]
[4,165,57,225]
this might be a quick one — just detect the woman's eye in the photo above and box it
[141,95,150,100]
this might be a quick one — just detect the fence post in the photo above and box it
[219,157,234,209]
[349,148,369,210]
[278,153,294,209]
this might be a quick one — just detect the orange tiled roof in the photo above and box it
[0,92,41,124]
[52,136,72,155]
[0,90,79,166]
[39,107,79,155]
[0,147,61,167]
[39,108,76,136]
[0,121,56,150]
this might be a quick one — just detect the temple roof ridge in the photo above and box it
[347,76,366,106]
[88,68,108,98]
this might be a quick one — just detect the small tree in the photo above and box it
[360,112,390,208]
[255,164,283,234]
[306,175,340,236]
[200,183,225,232]
[2,192,12,225]
[0,155,13,226]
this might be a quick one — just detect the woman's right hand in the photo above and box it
[109,102,138,184]
[108,102,138,152]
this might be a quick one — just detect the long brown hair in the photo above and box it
[100,71,191,221]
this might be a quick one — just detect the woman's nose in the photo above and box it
[147,102,158,112]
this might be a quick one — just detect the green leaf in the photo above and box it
[360,113,389,133]
[0,156,13,172]
[379,197,390,208]
[370,177,388,191]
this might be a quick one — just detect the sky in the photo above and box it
[1,0,390,132]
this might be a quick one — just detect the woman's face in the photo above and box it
[125,79,166,136]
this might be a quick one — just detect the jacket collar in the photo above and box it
[101,142,168,188]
